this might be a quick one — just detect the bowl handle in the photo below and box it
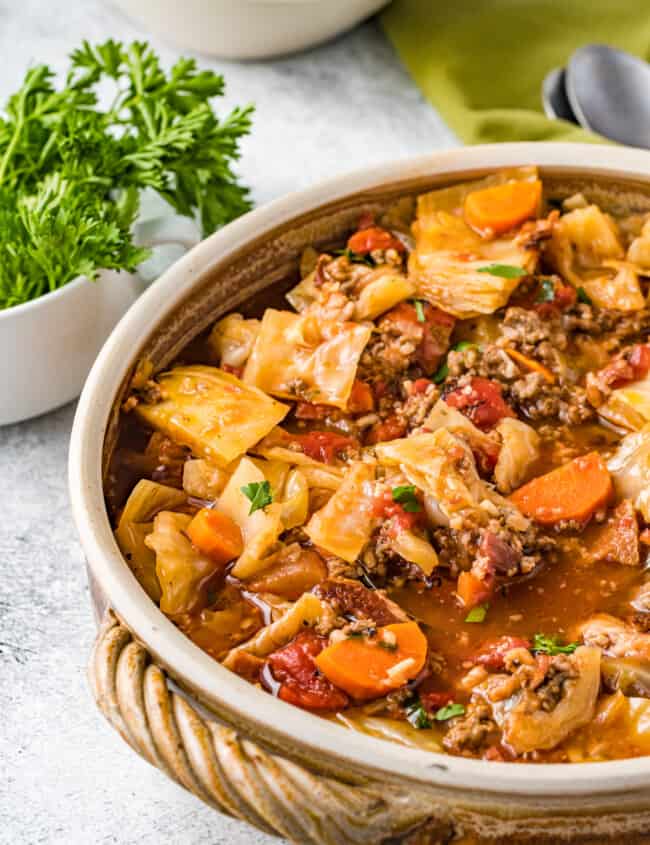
[88,610,447,845]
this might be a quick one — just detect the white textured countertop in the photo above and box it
[0,3,455,843]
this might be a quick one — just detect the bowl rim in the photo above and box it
[70,142,650,797]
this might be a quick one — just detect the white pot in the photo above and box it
[113,0,391,60]
[70,145,650,839]
[0,214,199,426]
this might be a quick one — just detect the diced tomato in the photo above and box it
[347,226,405,255]
[420,691,454,711]
[410,378,433,395]
[372,489,425,532]
[472,439,501,475]
[443,377,515,431]
[294,401,330,420]
[293,430,358,464]
[532,282,577,317]
[220,362,244,378]
[366,415,407,445]
[457,569,495,609]
[593,343,650,391]
[379,302,456,375]
[266,631,349,711]
[347,379,375,413]
[473,636,531,671]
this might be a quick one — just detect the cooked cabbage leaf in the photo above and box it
[216,457,283,578]
[599,376,650,432]
[114,479,187,601]
[208,313,260,369]
[145,511,221,616]
[494,418,540,494]
[305,461,376,562]
[410,211,537,318]
[135,365,289,468]
[243,309,371,409]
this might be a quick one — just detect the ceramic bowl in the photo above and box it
[69,144,650,843]
[0,213,198,427]
[113,0,391,60]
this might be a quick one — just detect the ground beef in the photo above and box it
[501,306,568,353]
[442,700,499,754]
[563,304,650,345]
[509,373,595,424]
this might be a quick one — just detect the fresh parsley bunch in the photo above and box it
[0,40,253,309]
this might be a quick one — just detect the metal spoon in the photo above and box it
[541,67,578,123]
[566,44,650,148]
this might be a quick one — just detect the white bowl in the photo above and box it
[70,144,650,841]
[0,213,199,427]
[113,0,391,59]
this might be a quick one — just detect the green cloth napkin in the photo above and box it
[381,0,650,144]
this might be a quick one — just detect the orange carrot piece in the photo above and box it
[314,621,427,701]
[464,180,542,235]
[187,508,243,565]
[505,347,556,384]
[510,452,613,526]
[457,570,494,609]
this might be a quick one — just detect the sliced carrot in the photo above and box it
[187,508,243,565]
[464,180,542,235]
[505,347,556,384]
[510,452,613,526]
[314,621,427,701]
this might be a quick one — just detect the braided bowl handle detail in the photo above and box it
[88,611,452,845]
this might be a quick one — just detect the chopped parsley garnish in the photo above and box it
[532,634,579,656]
[405,698,432,729]
[453,341,478,352]
[346,630,364,639]
[378,639,398,652]
[392,484,421,512]
[434,702,466,721]
[465,603,489,623]
[577,286,593,305]
[432,362,449,384]
[413,299,426,322]
[477,264,528,279]
[336,247,373,266]
[240,480,273,514]
[536,278,556,303]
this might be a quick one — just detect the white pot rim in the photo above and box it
[70,143,650,797]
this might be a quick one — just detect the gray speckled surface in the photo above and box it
[0,3,455,843]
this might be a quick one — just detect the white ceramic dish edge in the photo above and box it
[70,142,650,797]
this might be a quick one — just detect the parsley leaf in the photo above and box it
[240,480,273,515]
[392,484,421,512]
[413,299,426,322]
[434,702,465,721]
[405,698,432,730]
[465,603,489,623]
[532,634,579,656]
[453,341,478,352]
[0,40,253,309]
[577,286,593,305]
[477,264,528,279]
[536,278,556,303]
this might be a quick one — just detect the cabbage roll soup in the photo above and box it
[108,167,650,763]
